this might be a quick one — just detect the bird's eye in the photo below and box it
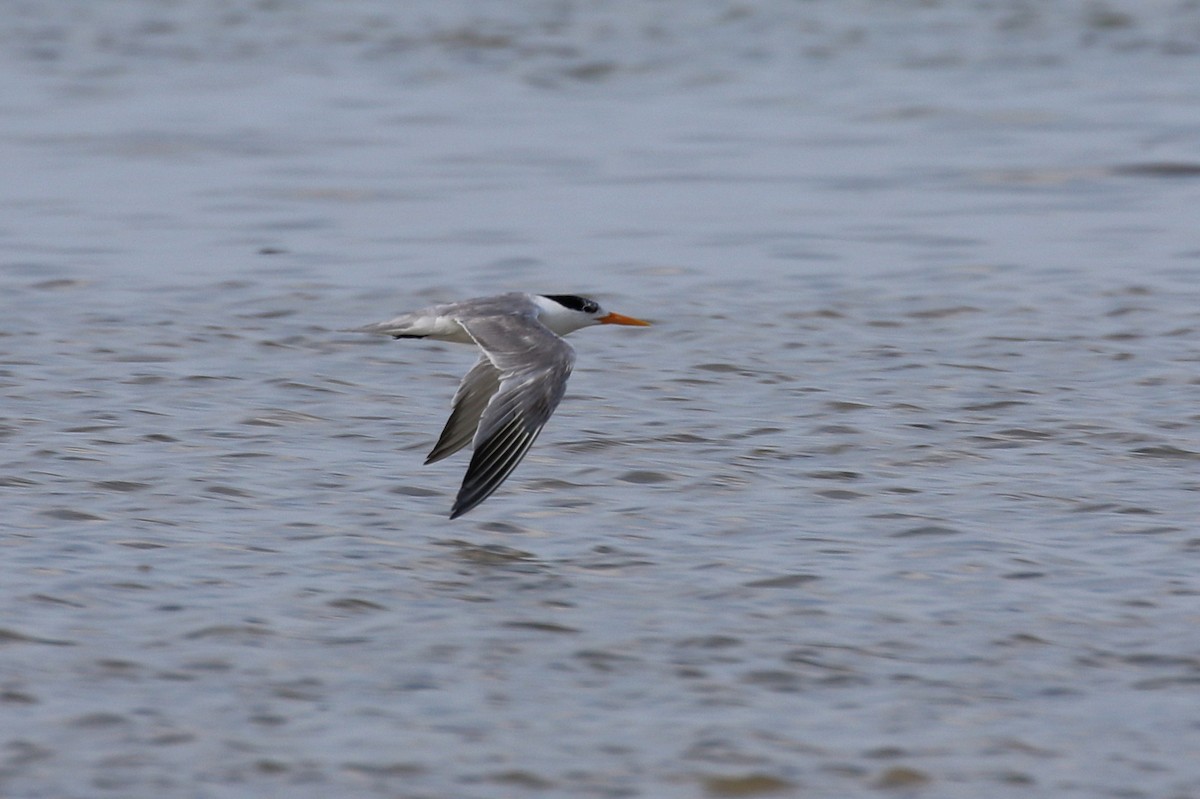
[585,301,599,314]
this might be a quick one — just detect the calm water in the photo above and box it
[3,2,1200,797]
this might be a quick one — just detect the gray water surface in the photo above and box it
[3,2,1200,797]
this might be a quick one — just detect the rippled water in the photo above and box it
[3,2,1200,797]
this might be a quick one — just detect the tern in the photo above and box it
[360,293,651,518]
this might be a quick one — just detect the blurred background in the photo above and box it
[3,2,1199,797]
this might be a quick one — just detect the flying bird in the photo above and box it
[360,293,651,518]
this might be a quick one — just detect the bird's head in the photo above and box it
[535,294,651,336]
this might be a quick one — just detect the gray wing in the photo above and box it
[425,356,501,464]
[449,314,575,519]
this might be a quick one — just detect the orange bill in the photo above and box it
[599,311,651,326]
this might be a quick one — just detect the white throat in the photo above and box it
[533,295,594,336]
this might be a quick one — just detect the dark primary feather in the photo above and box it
[425,357,501,464]
[449,417,541,519]
[446,314,575,518]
